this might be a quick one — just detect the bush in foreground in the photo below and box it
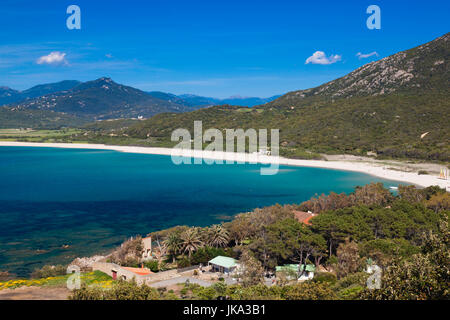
[70,280,160,300]
[31,265,67,279]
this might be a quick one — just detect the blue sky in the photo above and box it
[0,0,448,98]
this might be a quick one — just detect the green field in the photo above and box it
[0,128,84,142]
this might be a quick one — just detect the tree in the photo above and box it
[238,250,265,287]
[266,218,302,262]
[110,236,144,266]
[163,232,182,263]
[353,183,394,207]
[265,218,327,269]
[180,228,203,259]
[308,233,327,268]
[363,218,449,300]
[249,228,277,269]
[225,214,251,245]
[425,192,450,213]
[207,224,230,248]
[310,213,351,257]
[335,240,362,279]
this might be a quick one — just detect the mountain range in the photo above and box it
[149,93,281,108]
[0,79,280,124]
[0,81,82,106]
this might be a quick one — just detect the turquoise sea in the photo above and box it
[0,147,400,276]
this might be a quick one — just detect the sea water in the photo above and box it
[0,147,399,276]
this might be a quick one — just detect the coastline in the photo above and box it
[0,141,448,190]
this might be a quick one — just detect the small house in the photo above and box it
[208,256,238,274]
[276,264,316,281]
[293,211,317,226]
[298,264,316,281]
[275,264,299,281]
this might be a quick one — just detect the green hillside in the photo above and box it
[124,33,450,161]
[0,107,88,129]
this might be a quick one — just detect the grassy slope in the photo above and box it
[123,91,449,161]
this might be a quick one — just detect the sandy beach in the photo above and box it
[0,141,448,190]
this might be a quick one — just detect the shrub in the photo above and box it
[212,282,227,296]
[144,260,159,272]
[70,280,160,300]
[31,265,67,279]
[177,257,191,268]
[313,272,337,285]
[333,272,368,291]
[283,282,337,300]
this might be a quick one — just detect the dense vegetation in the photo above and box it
[122,91,449,161]
[71,183,449,300]
[0,107,88,129]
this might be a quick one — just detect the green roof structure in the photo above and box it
[300,264,316,272]
[276,264,316,273]
[276,264,298,273]
[208,256,237,269]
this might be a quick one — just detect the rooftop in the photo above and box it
[293,211,316,225]
[122,266,153,276]
[208,256,237,269]
[276,264,316,273]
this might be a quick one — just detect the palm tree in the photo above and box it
[181,228,203,259]
[163,233,182,264]
[208,224,230,248]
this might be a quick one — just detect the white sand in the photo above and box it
[1,141,449,190]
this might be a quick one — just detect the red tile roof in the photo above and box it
[293,211,316,225]
[122,266,153,276]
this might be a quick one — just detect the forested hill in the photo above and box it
[125,33,450,161]
[7,78,192,121]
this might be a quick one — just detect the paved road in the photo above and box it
[149,277,213,288]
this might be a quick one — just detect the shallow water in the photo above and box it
[0,147,399,276]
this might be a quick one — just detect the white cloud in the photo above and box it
[356,51,379,59]
[305,51,342,65]
[36,51,67,65]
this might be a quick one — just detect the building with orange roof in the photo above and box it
[122,266,153,276]
[293,210,317,226]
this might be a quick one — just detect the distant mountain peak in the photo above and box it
[228,95,250,99]
[6,78,193,120]
[97,77,113,82]
[272,32,449,105]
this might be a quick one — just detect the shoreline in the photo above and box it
[0,141,449,190]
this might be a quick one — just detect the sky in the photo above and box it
[0,0,449,98]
